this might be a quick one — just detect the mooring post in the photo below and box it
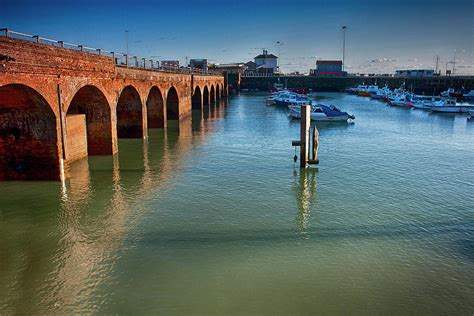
[300,105,310,168]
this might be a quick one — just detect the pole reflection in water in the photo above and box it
[293,167,318,239]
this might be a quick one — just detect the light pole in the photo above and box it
[125,30,129,56]
[342,26,347,72]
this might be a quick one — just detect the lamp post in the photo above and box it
[342,26,347,72]
[125,30,129,56]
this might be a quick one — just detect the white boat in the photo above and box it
[389,93,414,107]
[265,90,291,105]
[441,88,455,98]
[274,92,309,107]
[429,99,474,113]
[411,96,440,110]
[289,103,355,122]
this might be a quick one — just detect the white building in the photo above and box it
[254,50,278,74]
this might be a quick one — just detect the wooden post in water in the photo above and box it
[309,126,320,165]
[300,105,311,168]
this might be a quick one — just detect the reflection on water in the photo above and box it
[293,168,318,238]
[1,93,474,314]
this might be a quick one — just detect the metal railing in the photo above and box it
[0,28,221,75]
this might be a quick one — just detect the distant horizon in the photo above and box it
[1,0,473,75]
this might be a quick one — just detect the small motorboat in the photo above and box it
[463,90,474,102]
[346,84,366,94]
[289,103,355,122]
[441,87,464,98]
[357,85,378,97]
[410,96,440,110]
[275,93,309,107]
[370,85,390,100]
[389,93,414,107]
[429,99,474,113]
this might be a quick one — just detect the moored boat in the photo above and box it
[357,85,378,97]
[389,93,414,107]
[429,99,474,113]
[463,90,474,101]
[289,103,355,122]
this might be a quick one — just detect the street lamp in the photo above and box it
[125,30,129,56]
[342,26,347,72]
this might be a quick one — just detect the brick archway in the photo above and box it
[210,85,215,105]
[192,86,202,110]
[146,86,165,128]
[166,86,179,120]
[117,85,143,138]
[203,86,209,107]
[67,85,113,156]
[0,84,60,180]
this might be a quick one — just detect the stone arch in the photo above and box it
[116,85,143,138]
[203,85,209,107]
[67,85,113,155]
[210,85,215,105]
[146,86,164,128]
[192,86,202,110]
[0,84,60,180]
[166,86,179,120]
[216,84,220,100]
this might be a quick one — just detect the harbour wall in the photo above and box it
[235,75,474,95]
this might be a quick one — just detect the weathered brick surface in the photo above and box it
[65,114,88,162]
[0,36,226,180]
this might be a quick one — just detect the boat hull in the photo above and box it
[390,101,412,107]
[357,91,371,97]
[430,106,474,113]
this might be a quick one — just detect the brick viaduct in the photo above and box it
[0,36,226,181]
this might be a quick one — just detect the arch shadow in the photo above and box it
[146,86,164,128]
[0,84,60,180]
[117,85,143,138]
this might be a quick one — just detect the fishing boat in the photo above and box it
[357,85,378,97]
[289,103,355,122]
[370,85,390,100]
[346,85,366,94]
[441,88,464,98]
[389,93,414,107]
[410,96,440,110]
[429,99,474,113]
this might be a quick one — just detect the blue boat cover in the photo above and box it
[319,104,348,117]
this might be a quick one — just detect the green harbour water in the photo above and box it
[1,92,474,314]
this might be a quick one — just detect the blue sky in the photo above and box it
[1,0,473,74]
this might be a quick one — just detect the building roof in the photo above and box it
[316,60,343,65]
[245,61,256,66]
[255,54,278,59]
